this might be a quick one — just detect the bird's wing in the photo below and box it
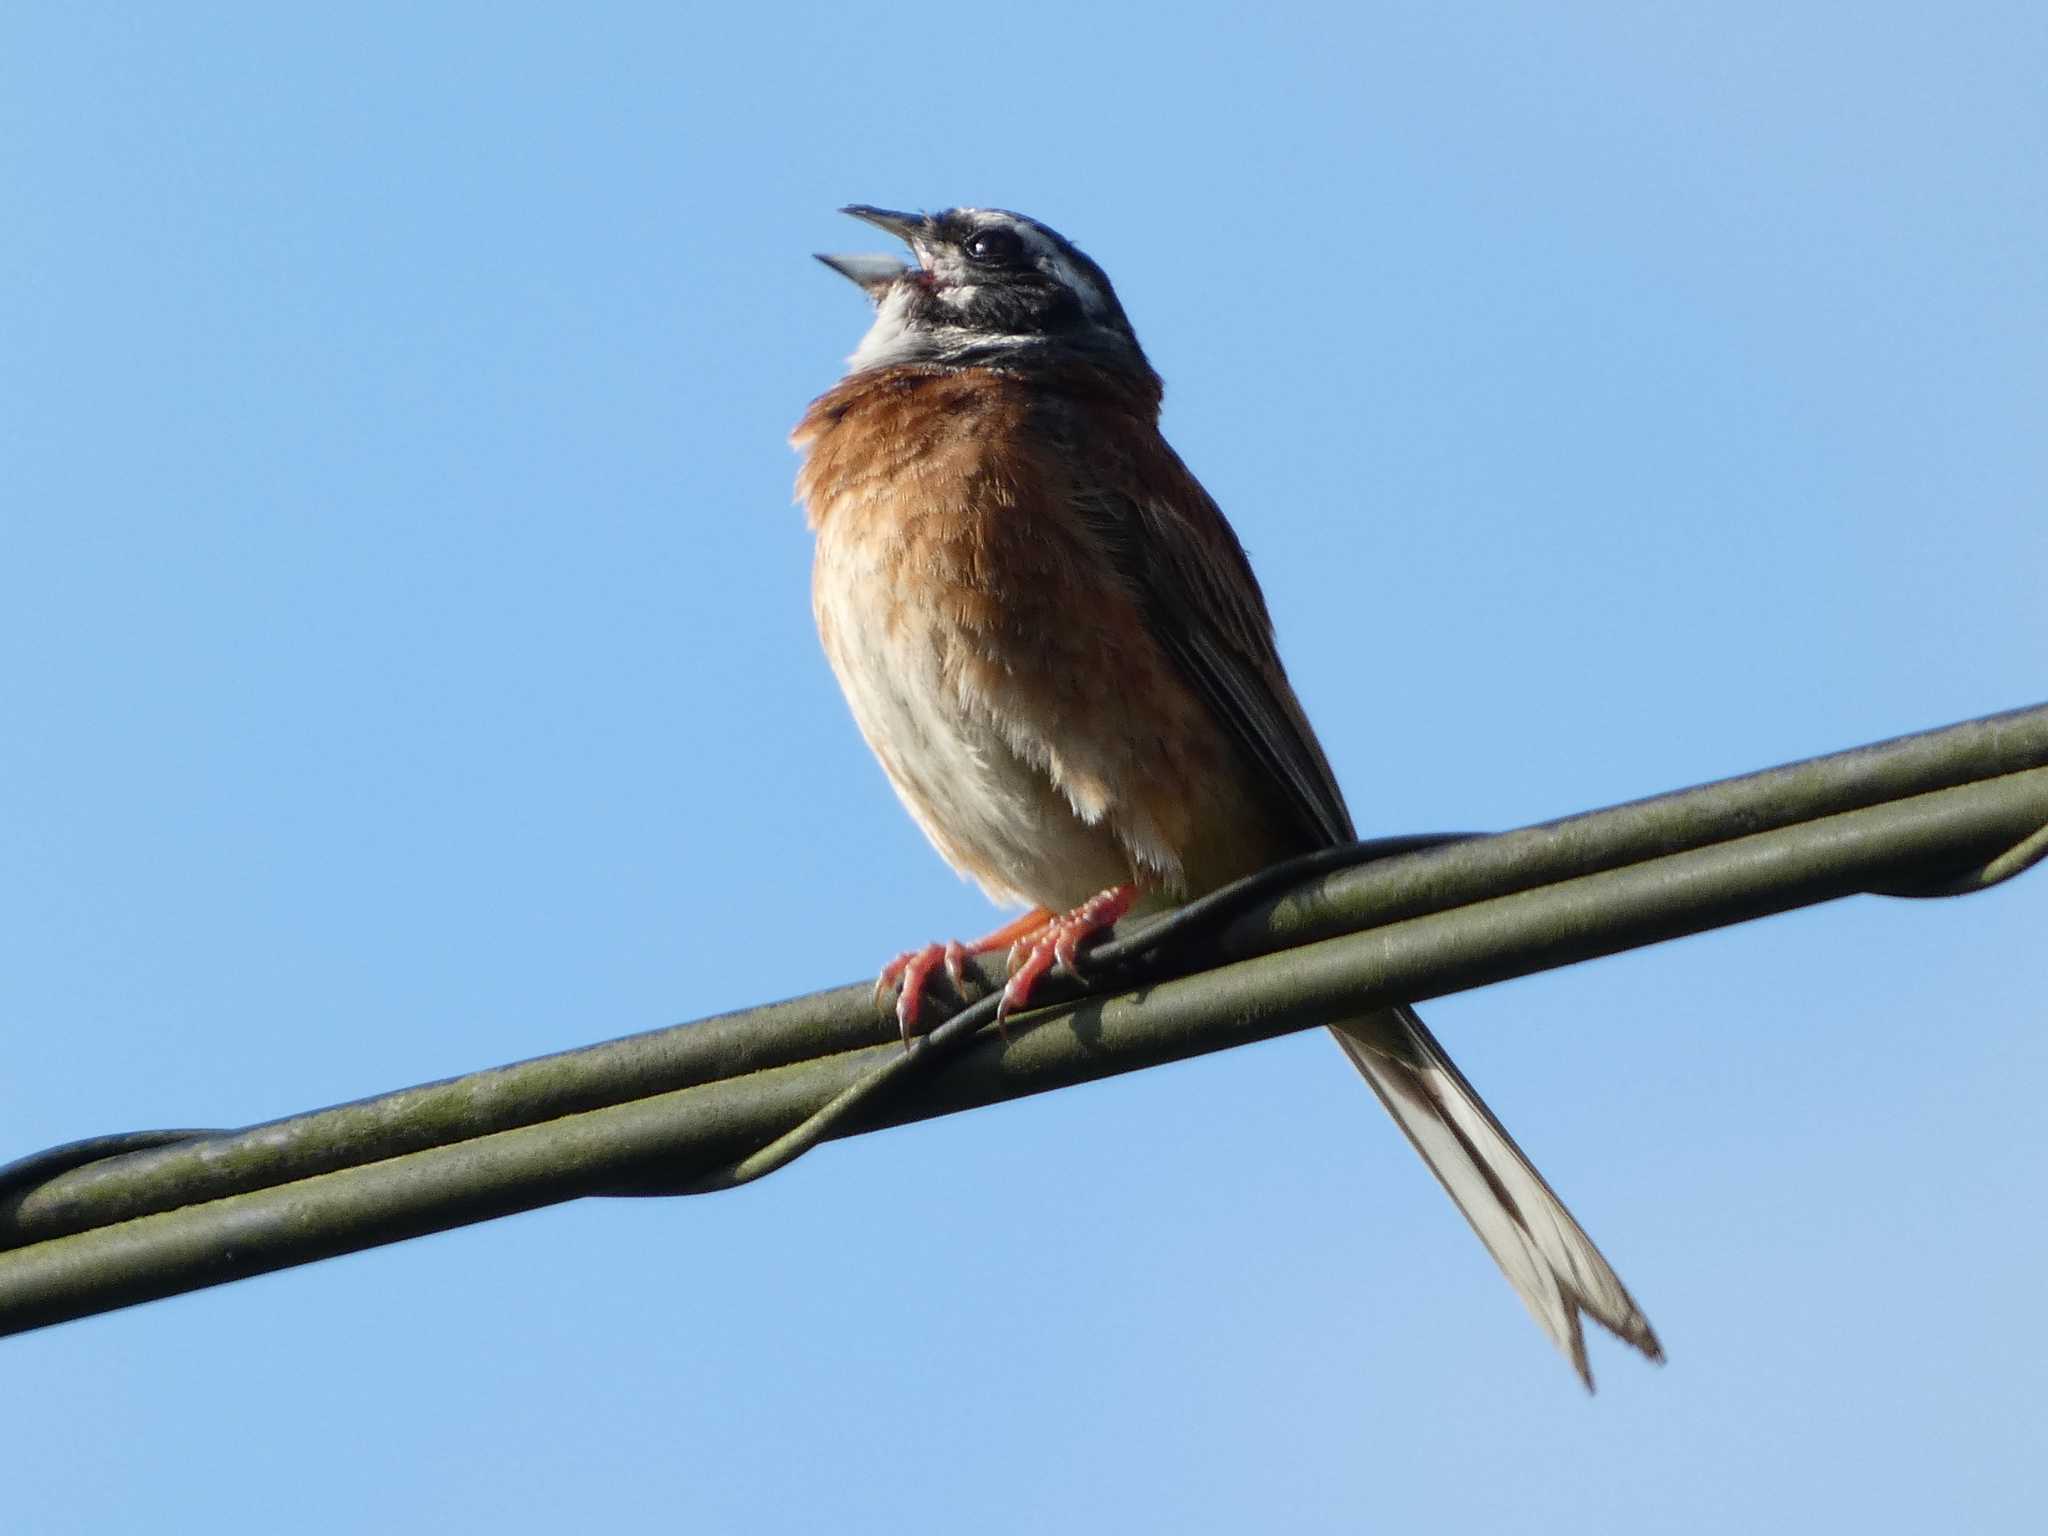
[1059,417,1356,851]
[1048,384,1660,1385]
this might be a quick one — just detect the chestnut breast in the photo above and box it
[794,365,1295,909]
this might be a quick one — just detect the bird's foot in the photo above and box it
[876,907,1053,1044]
[997,884,1139,1027]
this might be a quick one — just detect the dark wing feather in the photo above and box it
[1048,388,1661,1385]
[1065,454,1356,852]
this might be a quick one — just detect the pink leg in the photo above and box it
[998,884,1139,1026]
[877,907,1055,1043]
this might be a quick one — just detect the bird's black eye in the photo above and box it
[963,226,1025,266]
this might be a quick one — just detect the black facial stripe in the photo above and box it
[864,207,1150,374]
[962,281,1089,335]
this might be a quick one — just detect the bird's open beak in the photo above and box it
[814,251,912,294]
[840,205,930,243]
[815,205,933,296]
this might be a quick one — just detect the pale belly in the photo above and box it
[813,538,1136,913]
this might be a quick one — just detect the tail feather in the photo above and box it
[1329,1005,1662,1389]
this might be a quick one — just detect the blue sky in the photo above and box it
[3,5,2043,1531]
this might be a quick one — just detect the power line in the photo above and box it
[0,703,2041,1339]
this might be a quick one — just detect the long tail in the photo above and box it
[1329,1005,1663,1389]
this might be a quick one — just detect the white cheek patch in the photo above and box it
[843,278,1034,372]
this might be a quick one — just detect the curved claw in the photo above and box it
[993,884,1138,1029]
[893,945,950,1044]
[942,940,970,992]
[871,909,1057,1046]
[874,949,919,1015]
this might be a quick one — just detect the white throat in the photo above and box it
[844,284,1037,374]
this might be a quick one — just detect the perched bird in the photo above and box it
[793,204,1661,1387]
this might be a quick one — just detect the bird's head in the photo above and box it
[818,205,1152,380]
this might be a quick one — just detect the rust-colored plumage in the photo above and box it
[797,362,1303,908]
[794,205,1662,1387]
